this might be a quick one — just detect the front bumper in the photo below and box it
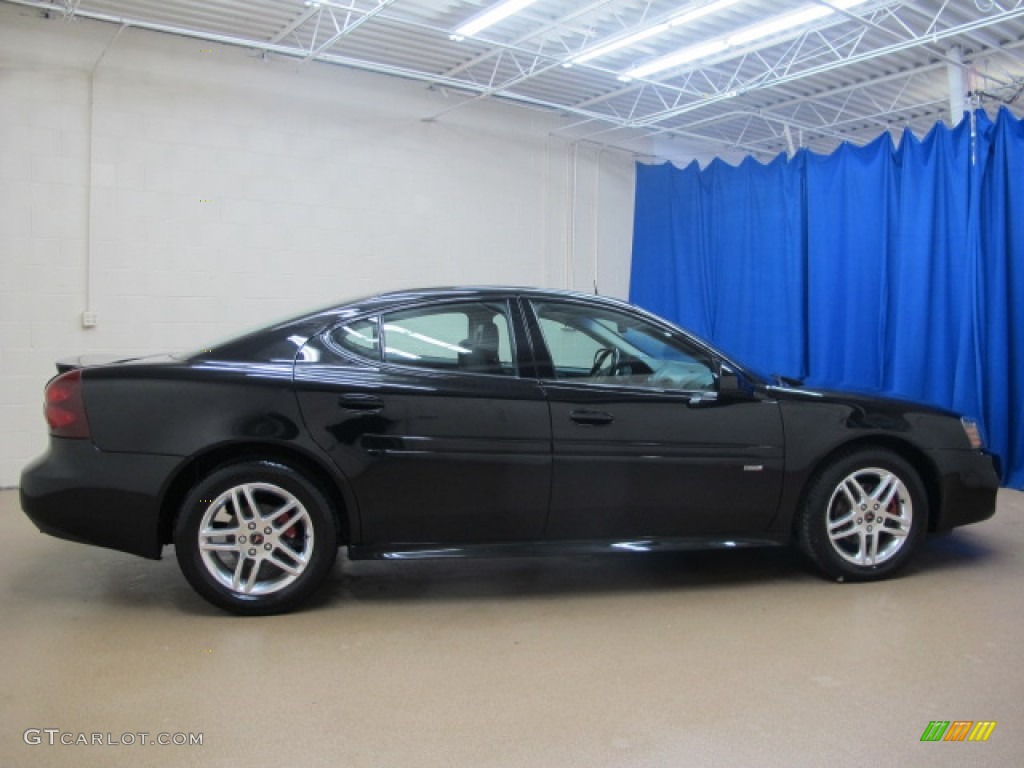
[927,448,1000,531]
[20,438,182,559]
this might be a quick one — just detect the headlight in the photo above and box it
[961,417,983,450]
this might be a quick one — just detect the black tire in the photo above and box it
[174,461,338,615]
[798,448,926,582]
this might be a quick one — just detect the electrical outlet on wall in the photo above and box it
[81,311,98,328]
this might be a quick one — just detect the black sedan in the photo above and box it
[21,287,999,614]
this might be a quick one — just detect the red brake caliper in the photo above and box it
[279,512,299,541]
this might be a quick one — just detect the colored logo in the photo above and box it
[920,721,996,742]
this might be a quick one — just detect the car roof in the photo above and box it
[300,286,637,324]
[202,286,641,361]
[353,285,620,307]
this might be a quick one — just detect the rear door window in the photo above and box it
[380,301,516,376]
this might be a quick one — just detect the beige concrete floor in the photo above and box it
[1,488,1021,768]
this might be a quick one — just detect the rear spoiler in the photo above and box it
[56,355,140,374]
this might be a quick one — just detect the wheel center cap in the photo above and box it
[865,513,875,523]
[251,533,265,546]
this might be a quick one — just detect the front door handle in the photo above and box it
[569,409,614,426]
[687,392,719,408]
[339,394,384,412]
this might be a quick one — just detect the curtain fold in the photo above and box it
[631,155,806,380]
[975,109,1024,487]
[804,133,897,390]
[629,107,1024,488]
[886,118,974,409]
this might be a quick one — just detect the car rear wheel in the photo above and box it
[174,461,338,615]
[798,448,926,581]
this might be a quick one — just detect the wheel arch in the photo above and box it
[790,435,942,536]
[159,441,356,548]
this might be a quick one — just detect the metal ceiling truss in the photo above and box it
[565,1,1024,134]
[6,0,1024,159]
[7,0,633,127]
[296,1,399,64]
[665,35,1024,155]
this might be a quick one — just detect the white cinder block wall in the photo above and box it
[0,5,641,486]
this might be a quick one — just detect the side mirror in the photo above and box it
[716,363,749,400]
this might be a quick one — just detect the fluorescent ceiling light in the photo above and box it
[620,0,869,81]
[569,0,745,67]
[728,4,835,46]
[570,23,670,66]
[620,39,730,80]
[667,0,747,28]
[451,0,541,41]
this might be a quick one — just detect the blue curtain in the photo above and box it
[630,107,1024,488]
[631,154,806,379]
[974,110,1024,488]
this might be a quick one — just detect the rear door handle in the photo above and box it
[339,394,384,412]
[362,435,405,455]
[569,409,614,426]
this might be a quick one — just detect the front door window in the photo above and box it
[532,300,715,391]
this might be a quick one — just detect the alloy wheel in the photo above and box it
[825,466,912,567]
[197,482,314,596]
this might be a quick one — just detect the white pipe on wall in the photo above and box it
[593,147,604,294]
[947,45,966,125]
[85,23,127,320]
[566,141,579,290]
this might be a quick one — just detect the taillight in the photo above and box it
[44,369,91,438]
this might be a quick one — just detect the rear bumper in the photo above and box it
[20,438,182,559]
[927,449,1000,531]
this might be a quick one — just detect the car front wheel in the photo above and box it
[174,461,338,615]
[798,448,926,581]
